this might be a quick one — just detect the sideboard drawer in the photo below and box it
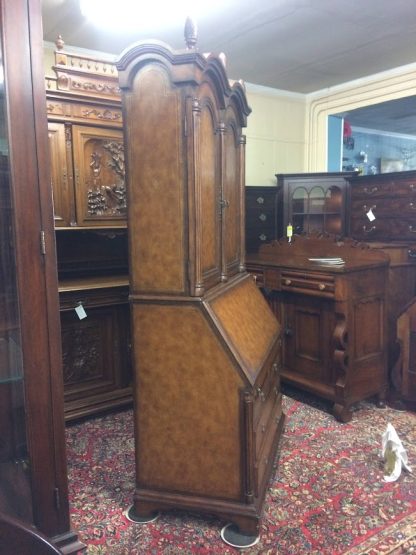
[280,270,335,298]
[350,216,416,241]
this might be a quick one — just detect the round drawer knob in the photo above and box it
[285,279,292,286]
[259,213,267,221]
[318,283,326,291]
[256,196,264,204]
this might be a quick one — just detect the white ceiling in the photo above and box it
[41,0,416,94]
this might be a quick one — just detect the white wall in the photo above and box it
[306,62,416,171]
[245,84,307,186]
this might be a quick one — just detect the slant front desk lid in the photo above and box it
[204,275,280,385]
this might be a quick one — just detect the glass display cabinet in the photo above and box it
[0,1,82,552]
[277,172,355,237]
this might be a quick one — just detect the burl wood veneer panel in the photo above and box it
[125,66,185,294]
[199,87,220,276]
[133,303,244,500]
[207,278,279,381]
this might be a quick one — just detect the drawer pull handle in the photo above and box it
[284,327,293,337]
[409,225,416,234]
[284,278,292,286]
[259,233,267,241]
[261,425,266,434]
[363,186,378,194]
[259,213,267,221]
[362,225,376,234]
[409,183,415,190]
[256,196,264,204]
[318,283,326,291]
[272,362,278,372]
[409,202,416,210]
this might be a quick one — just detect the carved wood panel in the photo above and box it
[60,303,130,403]
[46,99,122,127]
[72,125,126,226]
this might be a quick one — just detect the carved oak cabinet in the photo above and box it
[46,40,132,419]
[117,36,285,536]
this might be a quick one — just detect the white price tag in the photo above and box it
[75,303,87,320]
[366,208,376,222]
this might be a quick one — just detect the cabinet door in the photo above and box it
[191,86,222,292]
[222,102,243,278]
[72,125,126,226]
[282,294,335,385]
[282,174,346,237]
[60,302,131,419]
[0,160,32,523]
[48,122,75,227]
[0,0,79,548]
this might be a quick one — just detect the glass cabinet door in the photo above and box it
[308,185,326,233]
[291,186,308,234]
[289,183,343,235]
[0,46,33,521]
[324,185,343,235]
[0,2,80,550]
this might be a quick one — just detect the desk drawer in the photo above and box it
[253,356,281,426]
[254,389,283,494]
[280,271,335,298]
[254,376,280,457]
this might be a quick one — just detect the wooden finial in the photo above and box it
[218,52,227,67]
[55,35,65,50]
[184,16,197,50]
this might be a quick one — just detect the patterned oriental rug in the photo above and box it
[66,387,416,554]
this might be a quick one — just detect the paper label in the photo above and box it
[75,303,87,320]
[366,208,376,222]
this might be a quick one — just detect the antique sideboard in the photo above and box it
[247,234,390,422]
[45,38,132,420]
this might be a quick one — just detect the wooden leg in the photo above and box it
[221,523,260,549]
[333,402,353,423]
[376,388,388,408]
[228,514,260,537]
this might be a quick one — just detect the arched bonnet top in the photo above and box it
[116,38,251,127]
